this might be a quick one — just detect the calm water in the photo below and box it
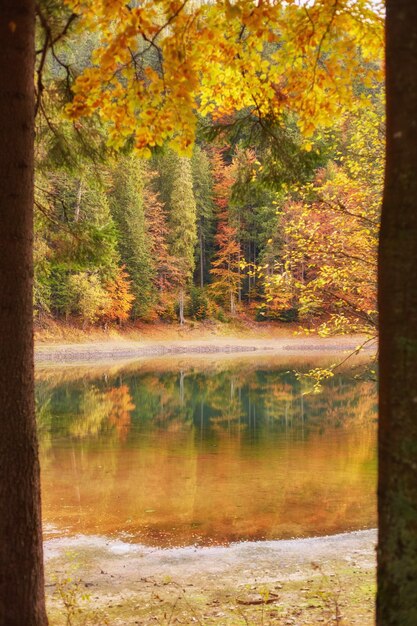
[36,357,377,547]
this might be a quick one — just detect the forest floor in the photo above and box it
[45,529,376,626]
[35,318,375,363]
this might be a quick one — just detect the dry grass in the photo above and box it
[34,316,300,345]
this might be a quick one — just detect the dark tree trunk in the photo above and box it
[0,1,48,624]
[377,2,417,625]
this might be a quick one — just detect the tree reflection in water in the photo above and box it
[36,358,377,546]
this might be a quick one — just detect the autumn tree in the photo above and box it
[66,0,381,156]
[211,222,242,315]
[144,171,181,318]
[278,163,378,333]
[210,149,243,313]
[254,93,383,330]
[67,271,110,325]
[103,265,135,324]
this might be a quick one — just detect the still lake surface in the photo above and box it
[36,356,377,547]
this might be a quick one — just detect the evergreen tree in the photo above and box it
[191,146,214,288]
[109,155,155,319]
[378,2,417,623]
[229,147,277,304]
[168,157,198,323]
[0,1,48,621]
[152,149,178,208]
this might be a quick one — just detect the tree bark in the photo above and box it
[74,177,83,222]
[377,2,417,625]
[179,288,185,325]
[230,290,236,316]
[199,229,204,288]
[0,2,48,624]
[238,247,242,304]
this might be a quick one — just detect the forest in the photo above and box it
[1,1,417,626]
[34,2,381,338]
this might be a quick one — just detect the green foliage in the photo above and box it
[168,156,198,285]
[256,304,299,323]
[34,158,120,324]
[192,146,215,286]
[187,286,211,320]
[109,155,155,318]
[33,234,52,317]
[48,266,73,318]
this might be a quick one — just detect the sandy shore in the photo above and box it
[45,530,376,625]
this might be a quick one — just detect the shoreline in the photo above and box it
[45,526,376,556]
[39,331,377,624]
[45,529,376,625]
[35,334,375,364]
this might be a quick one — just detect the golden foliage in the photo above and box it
[65,0,383,155]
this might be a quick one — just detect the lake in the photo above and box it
[36,355,377,547]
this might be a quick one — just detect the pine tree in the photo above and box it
[152,149,178,208]
[377,2,417,624]
[168,156,198,323]
[0,1,48,621]
[192,146,214,288]
[109,155,155,319]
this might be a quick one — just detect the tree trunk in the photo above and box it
[0,2,48,624]
[178,288,185,325]
[199,229,204,288]
[230,290,236,316]
[74,177,83,222]
[238,246,242,304]
[377,2,417,625]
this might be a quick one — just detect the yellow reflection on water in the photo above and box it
[37,356,377,546]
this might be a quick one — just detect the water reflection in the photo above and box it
[37,358,377,546]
